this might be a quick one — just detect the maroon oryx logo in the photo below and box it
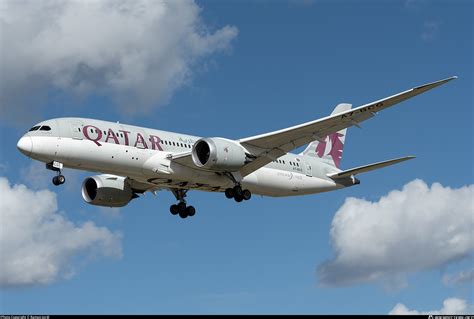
[315,132,344,168]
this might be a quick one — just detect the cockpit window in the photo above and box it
[29,126,40,131]
[39,126,51,131]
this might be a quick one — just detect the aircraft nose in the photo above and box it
[17,136,32,156]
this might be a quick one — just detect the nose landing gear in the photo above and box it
[47,161,65,186]
[52,174,66,186]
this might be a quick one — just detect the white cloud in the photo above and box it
[443,268,474,286]
[389,297,472,315]
[318,179,474,288]
[0,177,122,287]
[0,0,238,121]
[20,161,52,189]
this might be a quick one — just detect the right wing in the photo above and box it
[237,76,457,177]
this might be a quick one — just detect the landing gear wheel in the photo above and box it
[242,189,251,201]
[52,176,60,186]
[170,204,179,215]
[233,185,243,197]
[170,189,196,219]
[177,202,187,212]
[234,194,244,202]
[186,206,196,217]
[52,174,65,186]
[58,175,66,184]
[225,188,234,199]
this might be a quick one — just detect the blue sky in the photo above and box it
[0,0,472,315]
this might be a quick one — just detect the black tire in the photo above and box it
[58,175,66,184]
[179,210,188,219]
[186,206,196,217]
[225,188,234,199]
[52,176,60,186]
[233,185,243,197]
[170,204,179,215]
[242,189,251,201]
[234,194,243,202]
[177,202,186,212]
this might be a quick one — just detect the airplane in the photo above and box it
[16,76,456,218]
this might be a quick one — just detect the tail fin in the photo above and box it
[300,103,352,168]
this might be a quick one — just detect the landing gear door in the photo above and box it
[70,120,84,140]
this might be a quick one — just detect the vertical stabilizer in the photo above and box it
[300,103,351,168]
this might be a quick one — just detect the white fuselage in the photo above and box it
[17,118,344,197]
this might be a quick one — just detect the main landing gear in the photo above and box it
[47,161,65,186]
[224,185,251,202]
[169,189,196,219]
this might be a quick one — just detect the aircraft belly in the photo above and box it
[142,153,233,191]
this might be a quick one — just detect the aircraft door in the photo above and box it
[70,120,84,140]
[304,160,313,177]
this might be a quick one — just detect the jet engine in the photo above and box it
[192,137,250,172]
[81,174,137,207]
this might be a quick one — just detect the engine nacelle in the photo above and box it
[81,174,135,207]
[192,137,248,172]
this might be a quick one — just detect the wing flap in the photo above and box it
[327,156,415,179]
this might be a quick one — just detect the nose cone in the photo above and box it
[17,136,32,156]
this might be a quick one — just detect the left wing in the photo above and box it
[237,76,457,176]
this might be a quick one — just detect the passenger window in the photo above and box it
[90,128,94,133]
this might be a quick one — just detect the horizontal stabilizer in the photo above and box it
[327,156,415,179]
